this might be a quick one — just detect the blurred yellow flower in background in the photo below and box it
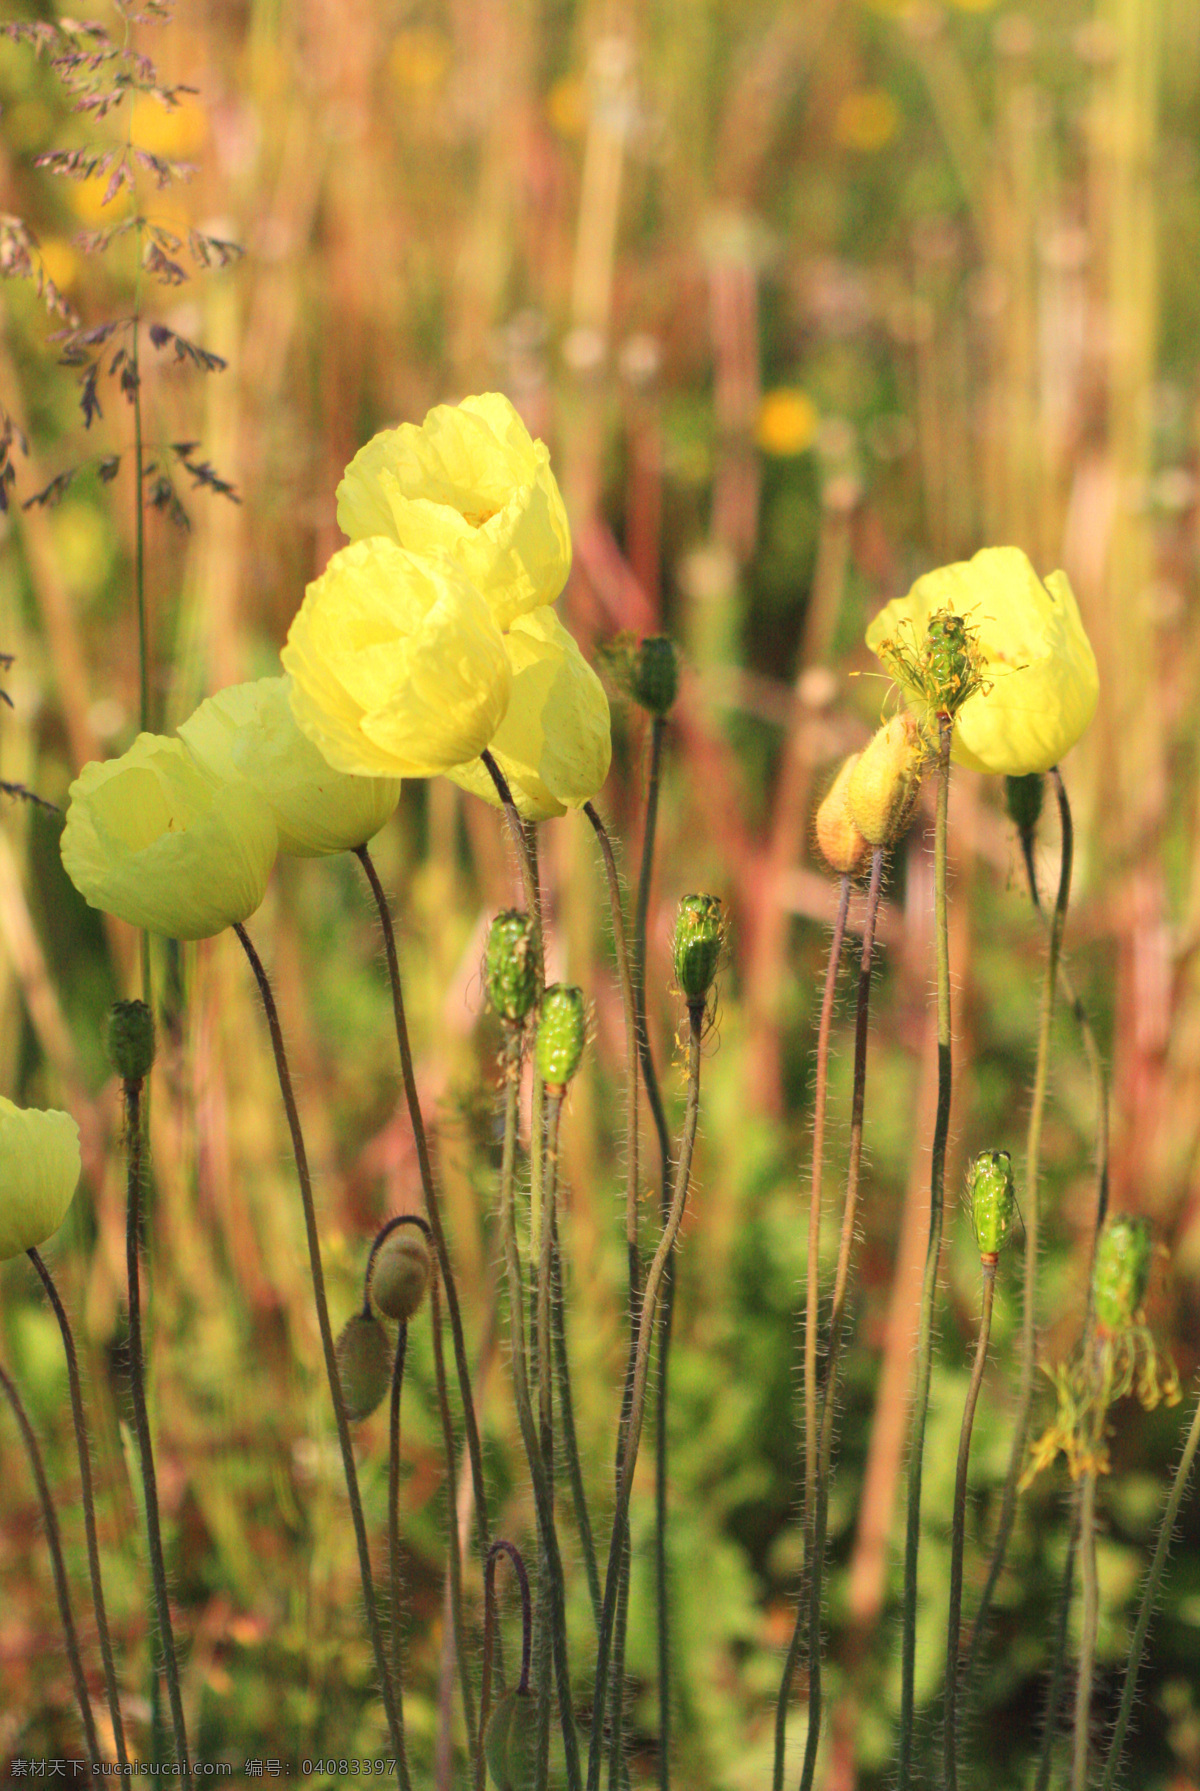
[336,393,573,631]
[0,1099,80,1261]
[178,676,401,857]
[834,89,899,152]
[130,93,207,157]
[445,607,611,819]
[388,26,453,97]
[865,546,1099,775]
[282,538,512,779]
[61,735,278,938]
[756,388,819,457]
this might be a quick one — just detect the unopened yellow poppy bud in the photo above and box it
[815,755,871,875]
[0,1099,80,1260]
[335,1313,392,1422]
[368,1224,432,1323]
[847,713,924,847]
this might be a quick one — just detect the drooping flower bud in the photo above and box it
[485,910,541,1023]
[673,894,723,1006]
[1092,1215,1153,1334]
[1005,773,1044,845]
[369,1224,432,1323]
[631,636,680,718]
[335,1313,392,1421]
[847,713,925,847]
[814,755,871,876]
[106,999,156,1083]
[535,985,587,1090]
[484,1688,539,1791]
[968,1150,1015,1260]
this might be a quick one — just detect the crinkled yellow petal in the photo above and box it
[336,393,572,630]
[864,546,1099,775]
[178,676,401,857]
[60,735,279,939]
[282,538,512,779]
[0,1098,81,1260]
[446,607,612,820]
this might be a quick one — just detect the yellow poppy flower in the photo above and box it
[336,393,572,631]
[864,546,1099,775]
[445,607,611,820]
[282,538,512,780]
[61,735,278,939]
[178,675,401,857]
[0,1099,81,1260]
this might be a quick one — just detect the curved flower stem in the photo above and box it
[0,1360,101,1763]
[944,1259,997,1791]
[1100,1379,1200,1790]
[479,1540,535,1791]
[798,853,883,1791]
[431,1273,479,1775]
[234,922,405,1766]
[123,1075,189,1771]
[966,767,1074,1673]
[1072,1465,1100,1791]
[588,1002,704,1791]
[897,716,953,1791]
[387,1321,414,1791]
[27,1248,127,1765]
[482,750,543,930]
[552,1213,602,1629]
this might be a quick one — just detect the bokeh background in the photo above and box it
[2,0,1199,1783]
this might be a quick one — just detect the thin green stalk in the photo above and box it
[28,1247,127,1765]
[1100,1380,1200,1790]
[1073,1466,1099,1791]
[483,750,542,930]
[968,767,1074,1671]
[898,717,953,1790]
[799,852,883,1791]
[0,1359,101,1763]
[773,870,852,1791]
[235,922,405,1766]
[387,1321,413,1791]
[588,1002,704,1791]
[552,1214,602,1629]
[945,1260,997,1791]
[479,1539,534,1790]
[123,1075,189,1770]
[535,1091,567,1791]
[431,1273,479,1774]
[1033,1515,1079,1791]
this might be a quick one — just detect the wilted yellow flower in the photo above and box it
[178,676,401,857]
[336,393,573,631]
[282,538,512,779]
[61,735,278,939]
[0,1099,81,1260]
[445,607,611,819]
[865,546,1099,775]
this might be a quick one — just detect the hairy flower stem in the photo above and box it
[534,1093,568,1791]
[27,1248,127,1765]
[897,717,953,1791]
[0,1361,100,1763]
[552,1216,602,1629]
[945,1261,997,1791]
[483,750,543,932]
[967,768,1074,1673]
[431,1274,479,1774]
[479,1539,534,1790]
[798,854,883,1791]
[1073,1466,1100,1791]
[235,923,405,1767]
[1100,1380,1200,1790]
[387,1323,414,1791]
[123,1075,189,1770]
[588,1003,704,1791]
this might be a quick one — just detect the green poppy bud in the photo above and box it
[847,713,924,847]
[1092,1215,1153,1334]
[535,985,587,1090]
[335,1313,392,1421]
[814,754,871,876]
[1005,773,1044,844]
[673,894,723,1005]
[107,999,156,1083]
[485,910,541,1023]
[369,1225,432,1323]
[484,1688,539,1791]
[968,1150,1015,1259]
[631,636,680,718]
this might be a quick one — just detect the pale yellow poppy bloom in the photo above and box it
[864,546,1099,775]
[283,538,512,780]
[336,393,572,631]
[61,735,278,939]
[179,676,401,857]
[0,1099,81,1260]
[445,607,611,820]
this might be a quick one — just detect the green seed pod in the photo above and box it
[1005,773,1045,843]
[335,1313,392,1421]
[814,754,871,876]
[1092,1215,1153,1334]
[369,1225,432,1323]
[968,1150,1015,1259]
[486,910,541,1023]
[106,999,156,1083]
[847,713,924,847]
[631,635,680,718]
[674,894,723,1005]
[535,985,587,1089]
[484,1688,539,1791]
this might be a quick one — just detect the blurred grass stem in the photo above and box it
[431,1272,478,1776]
[945,1259,997,1791]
